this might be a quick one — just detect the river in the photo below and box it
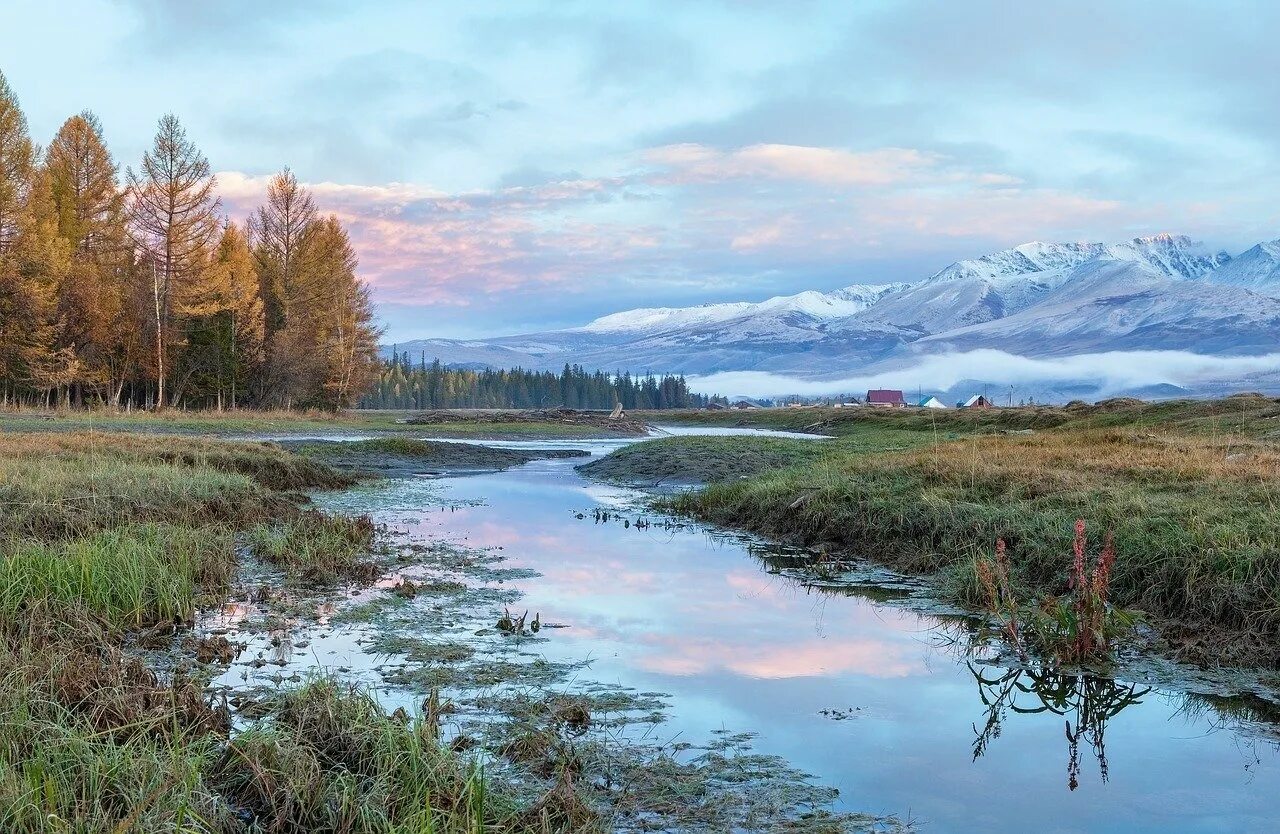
[211,428,1280,832]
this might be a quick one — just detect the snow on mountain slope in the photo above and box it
[577,283,906,334]
[914,259,1280,356]
[850,234,1232,336]
[386,234,1277,382]
[1201,240,1280,297]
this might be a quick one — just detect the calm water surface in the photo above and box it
[238,428,1280,832]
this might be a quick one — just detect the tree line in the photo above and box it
[361,352,720,410]
[0,70,380,410]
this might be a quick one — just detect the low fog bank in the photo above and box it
[687,350,1280,403]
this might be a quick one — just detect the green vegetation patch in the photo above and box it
[0,431,351,539]
[0,523,236,627]
[578,435,832,485]
[245,511,378,580]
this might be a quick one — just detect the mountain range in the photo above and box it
[388,234,1280,399]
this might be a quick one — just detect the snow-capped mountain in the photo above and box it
[387,234,1280,394]
[578,284,906,335]
[1200,240,1280,297]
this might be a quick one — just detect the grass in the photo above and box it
[1,405,643,440]
[0,428,614,831]
[0,432,352,540]
[666,395,1280,666]
[579,435,832,485]
[640,392,1280,439]
[0,404,408,436]
[0,523,236,627]
[293,437,588,475]
[246,511,379,580]
[220,678,599,833]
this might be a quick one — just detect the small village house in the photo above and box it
[866,389,906,408]
[917,395,947,409]
[958,395,994,409]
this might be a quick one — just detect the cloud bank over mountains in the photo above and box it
[688,350,1280,401]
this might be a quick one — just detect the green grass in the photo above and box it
[640,392,1280,439]
[666,397,1280,666]
[0,432,353,540]
[1,406,637,440]
[293,437,587,474]
[246,511,378,580]
[579,435,832,485]
[220,678,598,833]
[0,523,236,627]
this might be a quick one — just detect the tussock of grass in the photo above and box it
[671,424,1280,665]
[0,523,236,627]
[0,604,237,833]
[246,511,378,579]
[220,678,595,833]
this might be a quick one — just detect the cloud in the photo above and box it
[644,143,1017,188]
[687,350,1280,399]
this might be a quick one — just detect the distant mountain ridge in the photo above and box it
[387,234,1280,393]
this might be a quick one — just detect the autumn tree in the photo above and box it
[6,168,71,404]
[45,112,128,402]
[305,215,380,408]
[0,69,34,252]
[175,221,265,408]
[0,69,40,401]
[125,114,220,407]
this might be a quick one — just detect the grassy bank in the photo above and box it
[578,435,831,485]
[1,405,645,440]
[642,394,1280,439]
[290,437,589,476]
[0,430,601,832]
[660,395,1280,667]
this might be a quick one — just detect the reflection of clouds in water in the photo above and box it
[636,633,921,680]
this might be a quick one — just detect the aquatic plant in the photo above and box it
[974,520,1139,665]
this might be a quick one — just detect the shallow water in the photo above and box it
[218,429,1280,832]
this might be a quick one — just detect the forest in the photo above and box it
[362,351,719,410]
[0,70,380,411]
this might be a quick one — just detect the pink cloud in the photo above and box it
[212,142,1167,312]
[636,632,922,680]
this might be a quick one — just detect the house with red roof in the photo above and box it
[866,389,906,408]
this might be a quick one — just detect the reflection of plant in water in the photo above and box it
[969,662,1150,790]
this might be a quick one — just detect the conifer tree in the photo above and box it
[125,114,220,407]
[0,69,34,252]
[46,112,127,402]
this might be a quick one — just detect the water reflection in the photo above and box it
[969,662,1150,791]
[311,445,1280,832]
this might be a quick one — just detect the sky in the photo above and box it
[3,0,1279,342]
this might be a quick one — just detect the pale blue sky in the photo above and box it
[3,0,1278,340]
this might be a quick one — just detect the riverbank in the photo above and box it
[0,406,651,440]
[577,434,830,485]
[614,395,1280,667]
[1,429,903,832]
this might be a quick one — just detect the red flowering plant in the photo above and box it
[973,519,1138,665]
